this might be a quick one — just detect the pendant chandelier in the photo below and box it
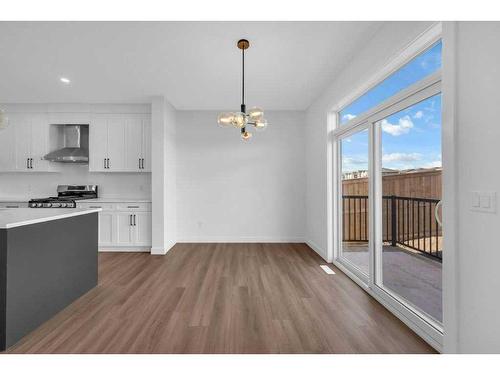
[217,39,268,141]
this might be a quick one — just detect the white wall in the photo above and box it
[176,110,305,242]
[448,22,500,353]
[151,96,177,254]
[305,21,434,260]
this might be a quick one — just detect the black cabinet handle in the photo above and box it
[26,158,29,169]
[129,214,132,226]
[107,158,110,169]
[30,158,33,169]
[133,214,136,226]
[139,158,141,169]
[104,158,106,169]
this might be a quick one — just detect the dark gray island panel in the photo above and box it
[0,212,98,351]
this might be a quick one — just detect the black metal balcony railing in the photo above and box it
[342,195,442,261]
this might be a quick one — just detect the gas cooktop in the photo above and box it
[29,185,98,208]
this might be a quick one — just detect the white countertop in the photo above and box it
[0,197,151,203]
[78,198,151,203]
[0,208,101,229]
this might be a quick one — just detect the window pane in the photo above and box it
[339,41,442,125]
[340,129,369,276]
[377,94,442,323]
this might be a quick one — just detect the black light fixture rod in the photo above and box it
[241,47,245,113]
[237,39,249,114]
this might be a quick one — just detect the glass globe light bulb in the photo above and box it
[253,119,268,132]
[248,107,264,121]
[217,112,234,127]
[241,130,252,141]
[231,112,248,129]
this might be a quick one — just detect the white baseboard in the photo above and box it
[150,239,177,255]
[99,247,150,253]
[305,239,328,262]
[176,237,304,243]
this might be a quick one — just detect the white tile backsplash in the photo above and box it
[0,163,151,200]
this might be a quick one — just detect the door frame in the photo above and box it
[327,23,447,351]
[331,74,444,350]
[335,123,371,284]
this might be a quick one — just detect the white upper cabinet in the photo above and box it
[124,114,151,172]
[0,120,16,171]
[30,114,53,171]
[141,116,151,172]
[89,113,151,173]
[106,116,127,171]
[0,110,150,173]
[0,113,53,172]
[89,115,109,171]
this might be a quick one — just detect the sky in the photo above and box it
[340,41,442,173]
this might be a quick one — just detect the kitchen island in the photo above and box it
[0,208,100,351]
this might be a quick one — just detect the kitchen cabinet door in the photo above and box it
[116,212,134,245]
[30,115,52,171]
[98,212,114,247]
[89,115,108,172]
[141,115,152,172]
[106,116,127,171]
[14,116,32,171]
[125,115,143,171]
[133,212,152,246]
[0,115,17,172]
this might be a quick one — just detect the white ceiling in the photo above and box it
[0,21,383,110]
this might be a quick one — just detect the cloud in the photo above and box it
[423,160,442,168]
[382,153,422,163]
[342,113,356,121]
[344,157,367,165]
[380,115,414,136]
[413,111,424,119]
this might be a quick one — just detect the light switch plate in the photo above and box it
[471,191,496,213]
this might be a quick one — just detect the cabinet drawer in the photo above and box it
[76,202,116,210]
[0,202,28,208]
[115,202,151,211]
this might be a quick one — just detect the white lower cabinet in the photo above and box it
[77,201,151,252]
[116,212,135,245]
[134,212,152,246]
[98,212,115,247]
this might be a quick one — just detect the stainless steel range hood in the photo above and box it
[43,125,89,163]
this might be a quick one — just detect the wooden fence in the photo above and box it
[342,169,442,199]
[341,169,442,260]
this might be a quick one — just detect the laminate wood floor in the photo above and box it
[6,243,436,353]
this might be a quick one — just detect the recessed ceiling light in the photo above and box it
[60,77,71,84]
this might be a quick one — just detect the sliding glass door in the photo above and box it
[333,38,444,341]
[338,128,370,279]
[375,94,443,325]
